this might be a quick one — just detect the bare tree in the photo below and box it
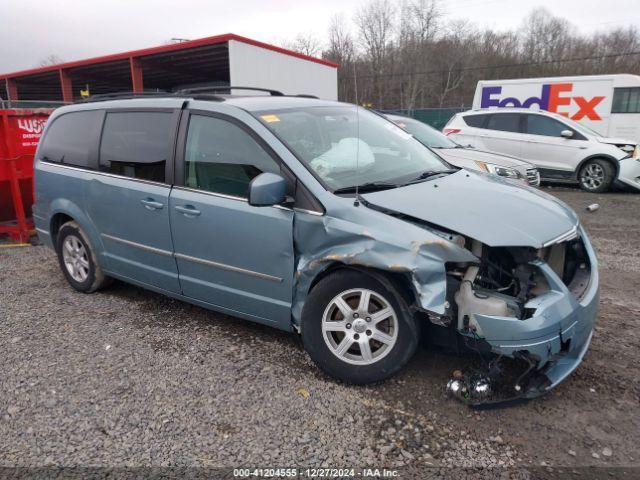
[431,20,475,107]
[587,26,640,74]
[38,54,64,67]
[325,14,356,102]
[519,8,576,76]
[325,14,355,65]
[287,3,640,109]
[396,0,442,109]
[354,0,396,107]
[282,33,323,57]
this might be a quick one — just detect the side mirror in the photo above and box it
[248,172,286,206]
[560,129,574,139]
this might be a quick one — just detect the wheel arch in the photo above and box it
[304,262,420,323]
[48,199,104,256]
[50,212,74,245]
[575,154,619,181]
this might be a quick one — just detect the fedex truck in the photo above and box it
[472,74,640,141]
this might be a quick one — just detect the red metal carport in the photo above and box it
[0,33,338,102]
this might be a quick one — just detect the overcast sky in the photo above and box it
[1,0,639,74]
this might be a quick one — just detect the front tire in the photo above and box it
[301,269,419,384]
[579,158,615,193]
[56,221,111,293]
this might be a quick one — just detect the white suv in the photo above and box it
[444,108,640,193]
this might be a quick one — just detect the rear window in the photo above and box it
[99,111,173,183]
[485,113,522,133]
[39,110,102,169]
[462,114,487,128]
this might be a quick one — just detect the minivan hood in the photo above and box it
[436,147,532,169]
[361,171,578,248]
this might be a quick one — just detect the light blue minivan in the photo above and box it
[33,90,598,401]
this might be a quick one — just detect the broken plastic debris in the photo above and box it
[446,379,465,399]
[447,372,492,404]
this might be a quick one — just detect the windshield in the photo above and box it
[390,117,458,149]
[255,106,450,191]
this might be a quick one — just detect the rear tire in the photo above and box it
[301,269,419,384]
[56,221,111,293]
[578,158,615,193]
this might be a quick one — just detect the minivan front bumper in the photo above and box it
[467,226,599,398]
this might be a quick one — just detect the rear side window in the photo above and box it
[462,114,487,127]
[485,113,522,133]
[99,111,173,183]
[39,110,102,168]
[184,114,280,198]
[612,87,640,113]
[524,114,567,137]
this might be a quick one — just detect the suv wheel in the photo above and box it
[579,158,615,193]
[56,221,111,293]
[301,270,418,384]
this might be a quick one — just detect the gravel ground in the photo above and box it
[1,186,639,478]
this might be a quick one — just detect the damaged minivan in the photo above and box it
[34,90,598,401]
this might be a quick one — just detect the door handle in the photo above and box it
[175,205,201,217]
[140,198,164,210]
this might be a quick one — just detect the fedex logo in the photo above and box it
[480,83,605,121]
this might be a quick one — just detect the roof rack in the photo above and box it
[295,94,319,99]
[81,86,316,104]
[81,91,174,103]
[175,86,284,96]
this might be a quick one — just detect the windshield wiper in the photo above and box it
[405,169,458,184]
[333,181,399,194]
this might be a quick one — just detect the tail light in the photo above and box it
[443,128,461,136]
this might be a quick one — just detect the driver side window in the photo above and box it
[184,114,280,198]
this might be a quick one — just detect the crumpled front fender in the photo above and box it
[291,205,477,329]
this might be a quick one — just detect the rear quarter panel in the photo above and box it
[34,162,105,262]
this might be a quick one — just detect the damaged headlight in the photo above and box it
[474,161,521,179]
[616,144,636,156]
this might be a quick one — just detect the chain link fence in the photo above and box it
[381,107,468,131]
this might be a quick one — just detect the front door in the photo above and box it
[520,113,587,175]
[86,109,181,293]
[170,112,295,327]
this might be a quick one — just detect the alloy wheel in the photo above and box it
[581,163,605,190]
[321,288,398,366]
[62,235,90,283]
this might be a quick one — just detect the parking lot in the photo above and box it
[1,186,639,475]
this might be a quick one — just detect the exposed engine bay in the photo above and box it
[447,236,591,332]
[441,234,593,407]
